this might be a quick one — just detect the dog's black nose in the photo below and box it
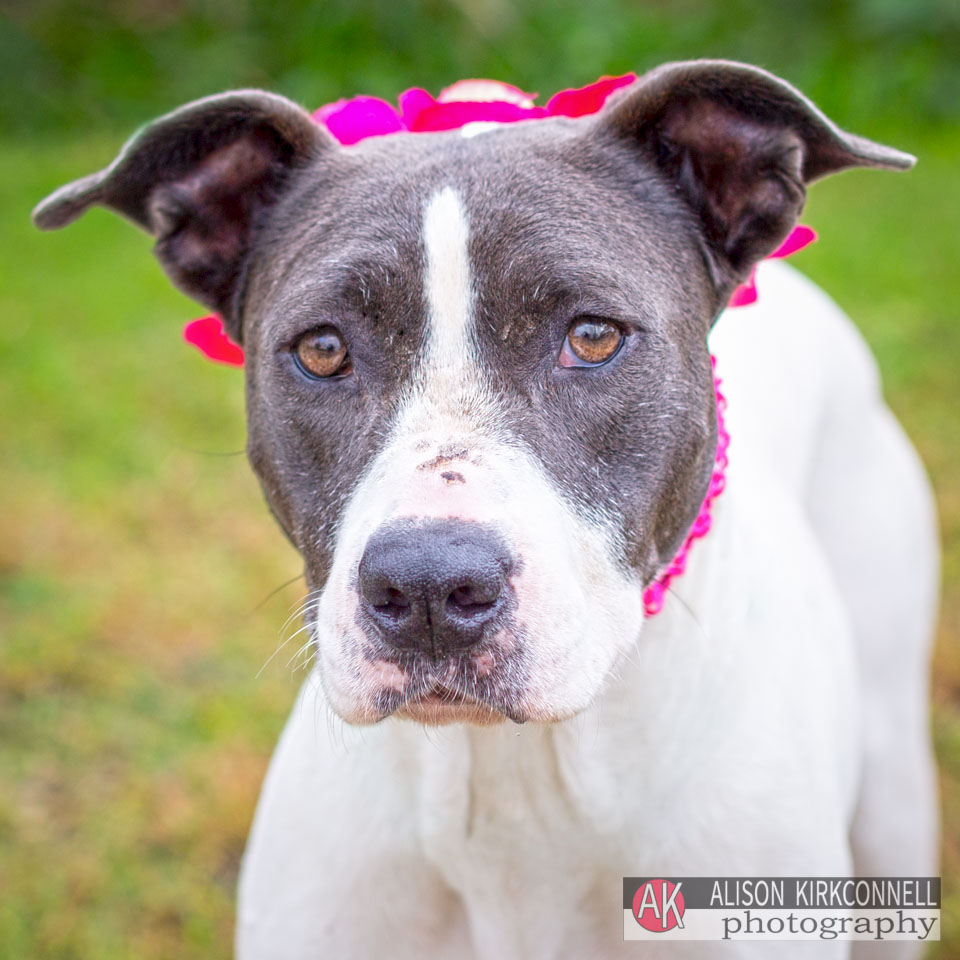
[358,519,512,656]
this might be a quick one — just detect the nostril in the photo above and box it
[449,585,479,607]
[373,587,412,622]
[359,568,414,620]
[445,581,501,623]
[447,583,496,607]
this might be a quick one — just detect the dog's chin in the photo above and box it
[395,691,511,726]
[327,679,598,727]
[319,667,526,726]
[389,680,526,726]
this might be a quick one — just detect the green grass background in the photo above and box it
[1,1,958,956]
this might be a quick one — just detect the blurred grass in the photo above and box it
[3,0,959,134]
[0,139,305,958]
[1,3,959,956]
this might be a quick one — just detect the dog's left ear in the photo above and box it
[32,90,328,338]
[596,60,914,303]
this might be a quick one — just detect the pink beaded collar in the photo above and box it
[183,76,816,617]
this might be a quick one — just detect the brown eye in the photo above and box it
[560,318,623,367]
[295,326,351,379]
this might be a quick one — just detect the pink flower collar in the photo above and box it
[183,76,817,617]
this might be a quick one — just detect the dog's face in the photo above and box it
[35,61,912,725]
[244,125,719,724]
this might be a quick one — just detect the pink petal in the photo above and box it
[312,98,348,125]
[728,270,758,308]
[183,316,244,367]
[769,224,817,259]
[409,100,547,132]
[545,73,637,118]
[313,95,405,145]
[398,87,436,127]
[438,79,536,106]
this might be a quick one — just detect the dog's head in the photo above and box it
[35,61,912,725]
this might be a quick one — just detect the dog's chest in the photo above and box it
[411,725,626,958]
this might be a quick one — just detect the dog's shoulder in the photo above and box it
[709,260,882,497]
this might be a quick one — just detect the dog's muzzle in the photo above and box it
[357,518,514,657]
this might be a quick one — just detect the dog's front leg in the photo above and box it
[236,674,472,960]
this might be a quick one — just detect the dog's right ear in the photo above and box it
[592,61,915,312]
[32,91,329,338]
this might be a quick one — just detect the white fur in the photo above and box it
[238,261,938,959]
[422,186,474,378]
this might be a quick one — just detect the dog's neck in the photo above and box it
[313,482,753,945]
[318,466,749,840]
[642,357,729,615]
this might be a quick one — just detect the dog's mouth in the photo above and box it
[379,671,526,726]
[419,683,474,706]
[395,684,521,725]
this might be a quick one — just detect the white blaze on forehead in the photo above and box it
[422,186,474,379]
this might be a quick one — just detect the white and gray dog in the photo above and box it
[35,60,938,959]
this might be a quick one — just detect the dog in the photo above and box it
[34,60,938,959]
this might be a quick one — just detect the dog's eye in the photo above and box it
[559,318,624,368]
[294,326,352,379]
